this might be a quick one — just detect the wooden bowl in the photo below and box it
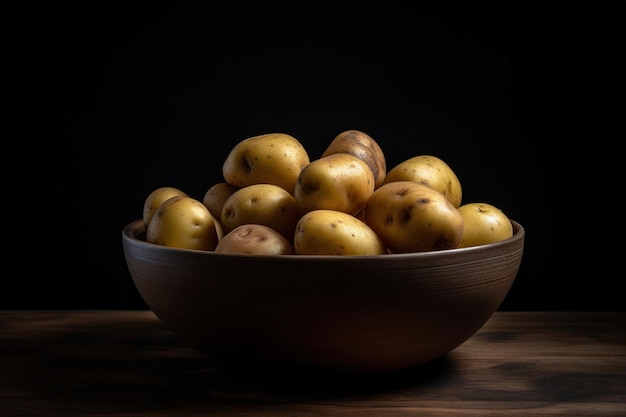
[122,219,524,373]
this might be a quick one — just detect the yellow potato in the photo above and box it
[382,155,463,208]
[222,133,310,195]
[142,186,188,228]
[220,183,302,240]
[364,181,464,253]
[202,182,239,220]
[146,195,219,251]
[294,209,386,256]
[215,224,295,255]
[321,129,387,189]
[457,202,513,248]
[293,153,375,216]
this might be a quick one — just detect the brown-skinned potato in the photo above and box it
[202,182,239,220]
[321,129,387,189]
[215,224,295,255]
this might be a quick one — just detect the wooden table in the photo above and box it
[1,310,624,416]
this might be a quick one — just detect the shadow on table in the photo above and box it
[4,313,462,413]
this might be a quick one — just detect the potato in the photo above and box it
[215,224,295,255]
[220,183,302,240]
[214,218,224,241]
[146,195,219,251]
[293,153,375,216]
[222,133,310,195]
[382,155,463,208]
[321,129,386,189]
[364,181,464,253]
[142,186,188,228]
[457,202,513,248]
[294,209,386,256]
[202,182,239,220]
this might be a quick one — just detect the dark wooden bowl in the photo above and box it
[122,219,524,373]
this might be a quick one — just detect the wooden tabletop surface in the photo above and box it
[1,310,624,416]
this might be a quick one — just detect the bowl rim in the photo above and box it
[122,218,524,261]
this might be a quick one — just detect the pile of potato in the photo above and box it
[142,130,513,255]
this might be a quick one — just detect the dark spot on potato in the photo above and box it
[301,181,320,193]
[223,207,234,218]
[240,156,251,174]
[400,206,412,225]
[433,235,452,249]
[384,214,394,226]
[330,222,337,229]
[417,198,430,204]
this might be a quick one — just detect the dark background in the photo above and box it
[3,3,623,310]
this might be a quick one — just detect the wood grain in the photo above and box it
[1,311,624,416]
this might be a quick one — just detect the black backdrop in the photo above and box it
[3,3,622,310]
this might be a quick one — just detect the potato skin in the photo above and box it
[202,182,239,220]
[457,202,513,248]
[293,153,375,216]
[142,186,188,228]
[294,209,386,256]
[321,129,386,189]
[364,181,464,253]
[383,155,463,208]
[220,183,302,240]
[146,195,219,251]
[222,133,310,195]
[215,224,295,255]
